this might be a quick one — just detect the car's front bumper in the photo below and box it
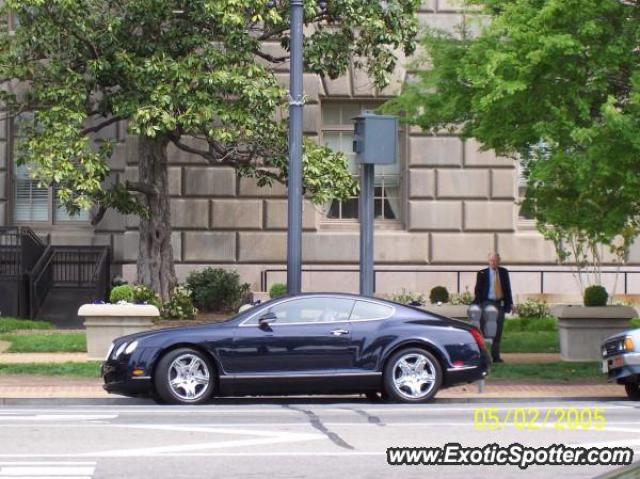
[604,352,640,384]
[102,347,159,397]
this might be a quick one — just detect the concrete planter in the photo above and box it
[78,304,160,360]
[551,305,637,362]
[421,304,470,321]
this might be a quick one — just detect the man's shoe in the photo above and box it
[493,357,504,363]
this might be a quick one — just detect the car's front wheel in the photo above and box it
[625,383,640,401]
[154,348,215,405]
[383,348,442,403]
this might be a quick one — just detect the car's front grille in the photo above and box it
[604,339,624,357]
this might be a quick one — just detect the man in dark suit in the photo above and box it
[473,252,513,363]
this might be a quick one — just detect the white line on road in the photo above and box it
[0,461,95,478]
[0,415,117,422]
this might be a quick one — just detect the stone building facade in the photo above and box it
[2,0,640,299]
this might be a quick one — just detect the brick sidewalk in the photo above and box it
[0,375,626,399]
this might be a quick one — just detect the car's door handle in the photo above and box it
[330,329,349,336]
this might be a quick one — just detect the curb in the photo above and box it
[0,396,629,406]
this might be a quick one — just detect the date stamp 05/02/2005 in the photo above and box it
[473,407,607,431]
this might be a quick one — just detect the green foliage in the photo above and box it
[489,362,601,382]
[500,331,559,354]
[0,362,102,378]
[513,299,551,320]
[0,318,52,333]
[390,289,425,305]
[429,286,450,304]
[109,285,134,303]
[584,285,609,307]
[384,0,640,277]
[450,289,474,305]
[187,268,250,313]
[504,317,558,333]
[0,0,421,217]
[162,285,197,320]
[631,318,640,328]
[269,283,288,299]
[0,333,86,353]
[132,284,162,309]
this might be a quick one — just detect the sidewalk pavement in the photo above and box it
[0,375,626,400]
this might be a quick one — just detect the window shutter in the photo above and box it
[14,164,49,222]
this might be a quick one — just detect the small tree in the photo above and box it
[0,0,422,300]
[384,0,640,294]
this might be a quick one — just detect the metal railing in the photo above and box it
[261,267,640,295]
[0,226,47,278]
[28,246,110,318]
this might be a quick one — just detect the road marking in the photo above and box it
[0,415,117,422]
[0,461,95,477]
[87,425,324,457]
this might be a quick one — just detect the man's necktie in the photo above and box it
[493,269,503,299]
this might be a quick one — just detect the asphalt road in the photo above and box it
[0,398,638,479]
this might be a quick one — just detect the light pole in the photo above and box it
[286,0,304,295]
[283,0,327,295]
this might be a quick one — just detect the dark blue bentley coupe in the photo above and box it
[102,293,491,404]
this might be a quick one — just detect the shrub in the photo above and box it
[429,286,449,304]
[109,285,134,303]
[131,284,161,309]
[186,267,250,312]
[584,285,608,306]
[162,285,197,320]
[513,299,550,319]
[269,283,288,299]
[390,289,425,305]
[450,288,474,305]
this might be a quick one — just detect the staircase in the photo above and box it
[0,227,110,327]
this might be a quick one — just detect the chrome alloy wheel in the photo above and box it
[167,353,211,401]
[391,352,437,400]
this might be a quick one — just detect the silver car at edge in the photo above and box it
[601,327,640,400]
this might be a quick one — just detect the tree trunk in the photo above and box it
[136,134,177,301]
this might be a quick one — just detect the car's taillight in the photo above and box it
[470,328,486,351]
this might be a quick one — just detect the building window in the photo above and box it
[11,119,89,225]
[321,102,402,222]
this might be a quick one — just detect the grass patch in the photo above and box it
[489,362,602,382]
[631,318,640,328]
[501,331,559,353]
[0,318,52,333]
[0,362,101,378]
[0,332,86,353]
[504,316,558,332]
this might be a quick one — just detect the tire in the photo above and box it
[625,383,640,401]
[154,348,215,405]
[383,348,443,403]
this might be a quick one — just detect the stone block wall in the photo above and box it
[3,0,630,298]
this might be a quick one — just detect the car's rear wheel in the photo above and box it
[154,348,215,405]
[383,348,442,403]
[625,383,640,401]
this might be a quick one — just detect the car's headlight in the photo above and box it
[624,337,635,352]
[125,341,139,355]
[602,348,607,358]
[113,342,128,360]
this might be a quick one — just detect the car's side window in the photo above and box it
[350,301,393,321]
[246,298,355,325]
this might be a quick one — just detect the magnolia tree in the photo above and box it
[384,0,640,292]
[0,0,422,299]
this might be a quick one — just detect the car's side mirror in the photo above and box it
[258,312,277,329]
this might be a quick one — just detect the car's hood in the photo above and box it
[603,327,640,344]
[112,320,232,345]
